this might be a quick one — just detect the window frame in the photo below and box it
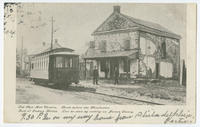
[55,56,64,68]
[64,56,73,68]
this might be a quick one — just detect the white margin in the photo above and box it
[0,0,199,127]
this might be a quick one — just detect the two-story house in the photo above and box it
[83,6,181,80]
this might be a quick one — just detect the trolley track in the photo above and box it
[31,81,164,105]
[87,91,164,105]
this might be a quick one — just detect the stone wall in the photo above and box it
[94,31,139,52]
[138,31,180,79]
[92,30,180,79]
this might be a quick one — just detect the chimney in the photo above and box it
[113,6,120,13]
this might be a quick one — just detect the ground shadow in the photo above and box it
[34,82,96,93]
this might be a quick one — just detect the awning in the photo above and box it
[83,50,138,60]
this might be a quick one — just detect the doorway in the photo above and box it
[155,63,160,78]
[110,58,119,78]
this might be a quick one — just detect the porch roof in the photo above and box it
[83,50,138,59]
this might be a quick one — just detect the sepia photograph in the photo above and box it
[3,3,187,105]
[3,2,197,124]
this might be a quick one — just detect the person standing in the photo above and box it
[93,66,99,85]
[114,66,119,85]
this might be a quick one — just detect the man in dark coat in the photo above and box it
[114,67,119,85]
[93,66,99,85]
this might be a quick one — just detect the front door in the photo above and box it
[110,58,119,79]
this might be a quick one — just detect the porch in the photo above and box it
[83,50,139,80]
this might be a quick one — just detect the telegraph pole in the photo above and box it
[51,16,54,50]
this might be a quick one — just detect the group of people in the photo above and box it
[93,66,119,85]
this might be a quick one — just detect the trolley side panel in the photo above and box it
[30,70,48,80]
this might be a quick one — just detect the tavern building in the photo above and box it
[84,6,181,80]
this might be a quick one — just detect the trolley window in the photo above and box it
[55,56,63,68]
[64,57,72,68]
[31,63,34,70]
[73,57,79,68]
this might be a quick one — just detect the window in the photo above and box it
[100,41,107,52]
[39,60,41,69]
[124,39,130,50]
[56,56,63,68]
[72,57,79,68]
[161,41,166,58]
[46,61,48,69]
[43,60,45,69]
[123,59,130,72]
[31,63,34,70]
[64,57,72,68]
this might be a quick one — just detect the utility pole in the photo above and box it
[51,16,54,50]
[21,36,23,75]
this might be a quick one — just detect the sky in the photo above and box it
[16,3,186,60]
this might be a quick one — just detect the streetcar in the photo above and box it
[30,46,79,87]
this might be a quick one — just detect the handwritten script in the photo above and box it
[17,105,194,124]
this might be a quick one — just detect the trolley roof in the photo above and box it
[29,42,78,58]
[50,52,79,56]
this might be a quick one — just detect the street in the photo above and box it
[16,78,146,104]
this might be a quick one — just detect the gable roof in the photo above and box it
[92,8,181,40]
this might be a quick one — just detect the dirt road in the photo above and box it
[16,78,146,104]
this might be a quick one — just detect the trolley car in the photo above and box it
[30,47,79,87]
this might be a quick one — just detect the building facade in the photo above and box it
[84,6,181,80]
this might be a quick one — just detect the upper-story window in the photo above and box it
[123,39,130,50]
[31,63,34,70]
[161,41,166,58]
[99,40,107,52]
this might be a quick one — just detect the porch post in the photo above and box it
[84,59,86,80]
[126,58,129,79]
[108,59,110,79]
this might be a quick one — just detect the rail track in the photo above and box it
[31,80,164,105]
[88,91,164,105]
